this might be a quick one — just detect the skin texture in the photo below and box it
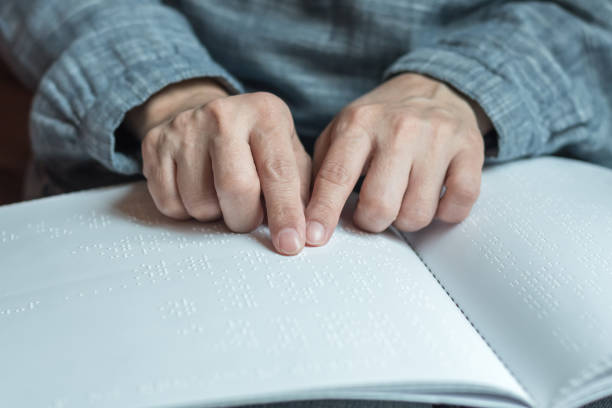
[125,73,492,255]
[125,79,312,255]
[306,73,492,246]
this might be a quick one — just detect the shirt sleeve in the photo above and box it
[0,0,244,177]
[383,1,612,166]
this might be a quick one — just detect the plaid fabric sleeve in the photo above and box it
[383,1,612,165]
[0,0,243,176]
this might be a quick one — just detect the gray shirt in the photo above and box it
[1,0,612,196]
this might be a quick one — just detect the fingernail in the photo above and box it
[306,221,325,245]
[277,228,301,255]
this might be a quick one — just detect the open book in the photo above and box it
[1,157,611,408]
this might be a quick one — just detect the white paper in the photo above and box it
[404,157,612,408]
[0,183,527,408]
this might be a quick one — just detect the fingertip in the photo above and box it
[305,220,326,246]
[275,227,304,255]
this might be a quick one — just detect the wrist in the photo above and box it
[124,77,229,139]
[390,72,493,136]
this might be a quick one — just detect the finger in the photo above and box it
[312,120,333,178]
[305,126,372,246]
[251,129,305,256]
[436,150,483,223]
[175,135,221,222]
[353,144,411,233]
[210,135,263,233]
[293,137,312,208]
[394,159,448,232]
[142,133,189,220]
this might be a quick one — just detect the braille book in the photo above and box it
[1,157,611,408]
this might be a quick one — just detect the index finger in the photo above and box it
[251,130,306,256]
[305,125,372,246]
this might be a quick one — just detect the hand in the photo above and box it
[305,73,492,245]
[124,79,312,255]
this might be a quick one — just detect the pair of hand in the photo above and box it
[125,73,491,255]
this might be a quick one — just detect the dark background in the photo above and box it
[0,59,31,205]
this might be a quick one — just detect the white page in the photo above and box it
[0,183,527,408]
[403,157,612,408]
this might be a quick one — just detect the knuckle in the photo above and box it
[417,107,454,137]
[154,193,174,212]
[218,174,259,199]
[191,104,213,128]
[252,91,283,108]
[390,112,418,137]
[260,157,296,182]
[339,104,378,132]
[205,99,231,131]
[359,194,397,222]
[434,118,457,138]
[317,160,351,187]
[172,109,195,131]
[252,91,286,116]
[226,217,263,234]
[448,174,481,205]
[355,197,396,233]
[206,98,229,117]
[437,204,471,224]
[155,195,187,219]
[395,207,435,232]
[184,199,221,221]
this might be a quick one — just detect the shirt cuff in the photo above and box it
[29,1,244,177]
